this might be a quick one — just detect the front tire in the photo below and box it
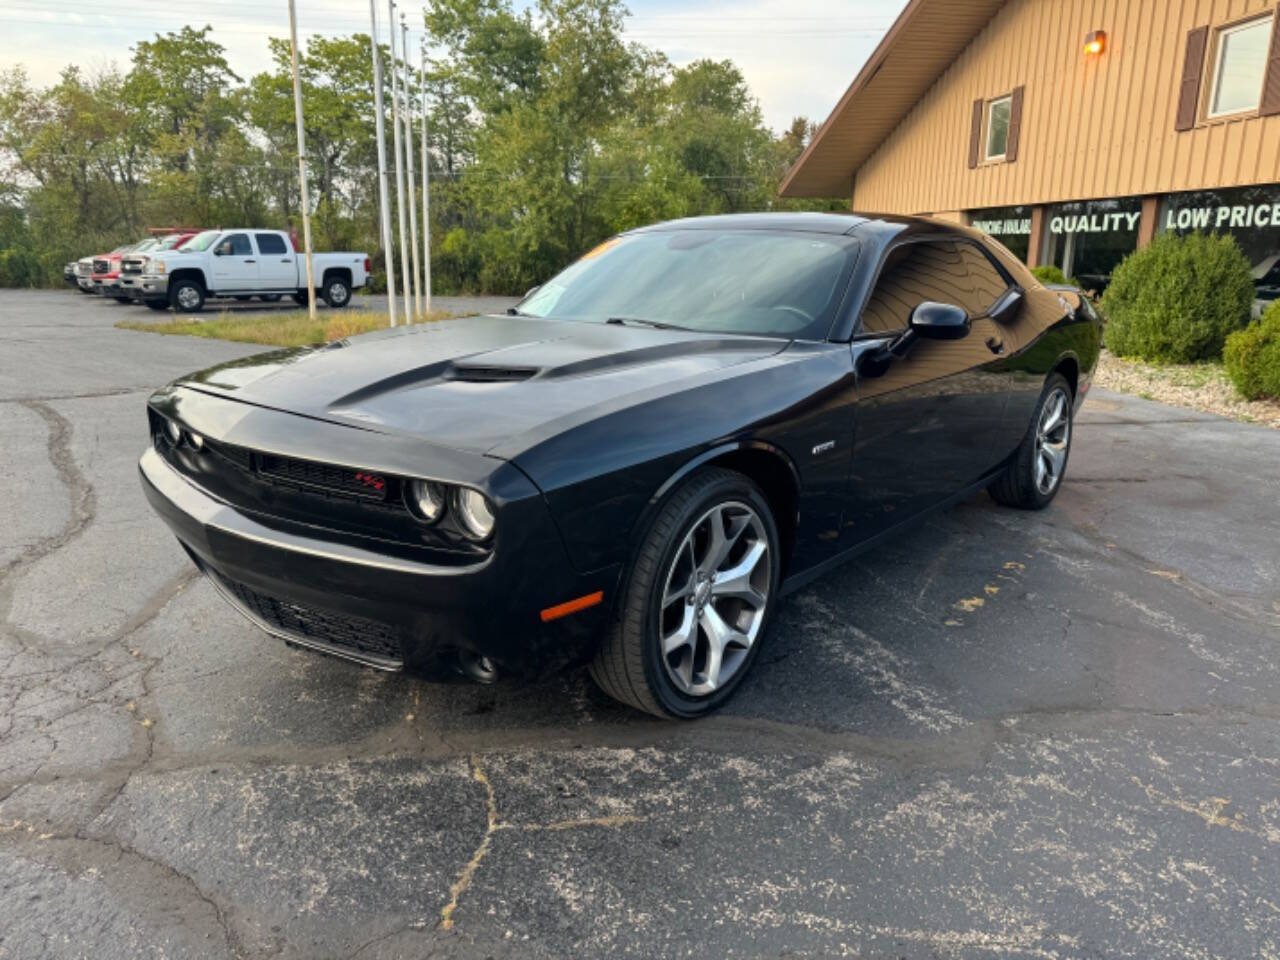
[988,373,1073,509]
[143,299,169,311]
[590,467,780,718]
[169,279,204,313]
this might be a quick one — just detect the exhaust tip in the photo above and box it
[457,650,499,684]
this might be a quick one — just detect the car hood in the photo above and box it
[175,314,788,456]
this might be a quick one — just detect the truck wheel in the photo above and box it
[144,300,169,312]
[259,294,282,302]
[322,276,352,308]
[170,280,204,313]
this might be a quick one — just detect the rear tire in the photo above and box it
[988,373,1073,510]
[589,467,780,718]
[322,276,352,308]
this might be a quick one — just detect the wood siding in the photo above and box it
[851,0,1280,214]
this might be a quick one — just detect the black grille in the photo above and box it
[122,258,145,275]
[213,570,403,664]
[93,259,110,274]
[258,453,391,502]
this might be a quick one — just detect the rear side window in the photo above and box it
[256,233,287,255]
[859,239,1012,334]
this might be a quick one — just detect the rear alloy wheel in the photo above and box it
[988,373,1073,509]
[170,279,204,313]
[322,276,352,308]
[590,467,779,718]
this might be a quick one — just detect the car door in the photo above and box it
[844,238,1014,542]
[211,233,259,290]
[255,232,297,290]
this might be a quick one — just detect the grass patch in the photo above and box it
[116,308,451,348]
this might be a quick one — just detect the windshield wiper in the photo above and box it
[606,316,687,331]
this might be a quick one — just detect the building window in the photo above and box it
[1041,197,1143,294]
[1208,16,1272,117]
[985,96,1012,160]
[1159,186,1280,319]
[969,205,1032,261]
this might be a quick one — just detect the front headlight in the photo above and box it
[163,418,183,446]
[407,479,446,523]
[456,488,496,540]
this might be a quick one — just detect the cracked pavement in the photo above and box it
[2,290,1278,959]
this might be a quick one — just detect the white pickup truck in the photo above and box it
[120,228,370,313]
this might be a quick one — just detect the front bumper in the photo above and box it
[122,276,169,301]
[139,445,617,678]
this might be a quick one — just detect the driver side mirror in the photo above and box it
[858,301,970,378]
[908,301,971,341]
[214,243,230,257]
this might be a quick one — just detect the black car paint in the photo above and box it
[140,213,1100,679]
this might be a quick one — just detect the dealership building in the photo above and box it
[781,0,1280,306]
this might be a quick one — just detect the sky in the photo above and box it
[1,0,909,134]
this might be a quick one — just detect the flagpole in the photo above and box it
[368,0,397,326]
[401,15,423,319]
[387,0,413,321]
[286,0,316,322]
[419,40,431,314]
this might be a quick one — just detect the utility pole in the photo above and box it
[401,15,422,319]
[420,40,431,314]
[287,0,316,321]
[387,0,413,321]
[368,0,397,326]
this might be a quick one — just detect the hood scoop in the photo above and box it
[445,364,539,383]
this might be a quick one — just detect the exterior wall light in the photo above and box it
[1084,30,1106,56]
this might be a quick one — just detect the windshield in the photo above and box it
[517,229,858,340]
[133,239,159,253]
[182,230,223,252]
[156,233,189,250]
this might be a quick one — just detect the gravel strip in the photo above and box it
[1095,350,1280,429]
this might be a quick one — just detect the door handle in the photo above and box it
[244,259,256,263]
[985,336,1005,355]
[281,259,291,263]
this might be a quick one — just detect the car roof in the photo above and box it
[627,210,975,240]
[631,212,870,235]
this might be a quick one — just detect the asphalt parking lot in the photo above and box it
[2,289,1278,959]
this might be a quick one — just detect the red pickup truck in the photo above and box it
[91,230,201,300]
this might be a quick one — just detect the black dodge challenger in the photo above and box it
[140,213,1100,717]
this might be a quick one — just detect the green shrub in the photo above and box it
[1031,264,1069,286]
[1101,232,1253,362]
[1224,300,1280,400]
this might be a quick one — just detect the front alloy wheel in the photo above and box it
[590,467,780,718]
[658,502,770,696]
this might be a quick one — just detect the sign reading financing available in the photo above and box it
[971,217,1031,236]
